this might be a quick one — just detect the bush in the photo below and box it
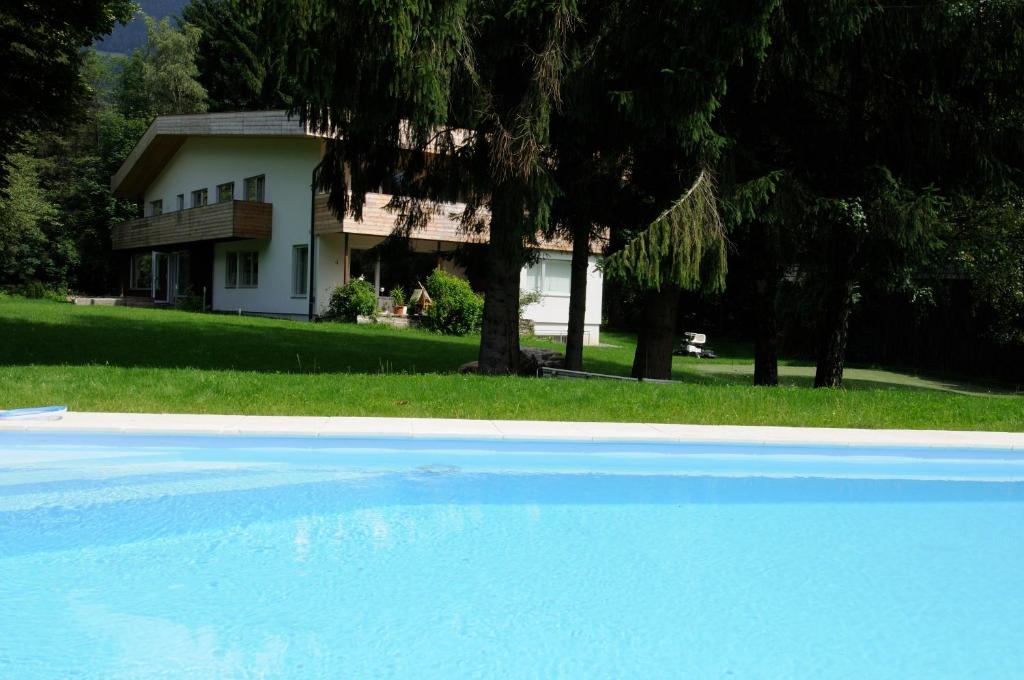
[12,282,68,301]
[423,268,483,336]
[326,278,378,321]
[175,289,205,312]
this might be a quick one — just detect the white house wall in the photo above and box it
[520,252,603,345]
[316,232,346,315]
[145,136,322,317]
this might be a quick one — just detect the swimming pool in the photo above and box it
[2,429,1023,679]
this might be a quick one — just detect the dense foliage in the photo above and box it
[181,0,292,111]
[0,0,135,191]
[424,269,483,336]
[116,16,208,117]
[0,15,205,295]
[326,279,378,322]
[717,0,1024,386]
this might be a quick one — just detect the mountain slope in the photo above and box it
[94,0,189,55]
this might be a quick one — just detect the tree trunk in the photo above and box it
[631,285,680,380]
[813,275,855,388]
[753,277,779,386]
[478,186,525,375]
[564,220,591,371]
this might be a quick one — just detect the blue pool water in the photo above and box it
[1,432,1023,679]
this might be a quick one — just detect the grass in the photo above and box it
[0,295,1020,431]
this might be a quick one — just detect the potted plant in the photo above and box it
[390,286,407,316]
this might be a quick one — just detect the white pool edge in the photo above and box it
[0,411,1022,450]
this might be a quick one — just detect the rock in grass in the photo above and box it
[458,348,566,376]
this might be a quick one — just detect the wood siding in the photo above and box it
[314,193,595,252]
[111,201,272,251]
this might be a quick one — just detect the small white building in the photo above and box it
[111,111,603,344]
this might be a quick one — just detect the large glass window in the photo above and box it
[292,245,309,297]
[244,175,265,202]
[225,251,258,288]
[131,253,152,289]
[149,199,162,216]
[217,182,235,203]
[542,259,572,295]
[191,188,208,208]
[522,258,572,295]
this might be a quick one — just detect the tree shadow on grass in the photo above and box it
[0,313,480,375]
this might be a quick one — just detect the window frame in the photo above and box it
[191,188,208,208]
[149,199,162,217]
[541,258,572,296]
[224,251,238,288]
[239,251,259,288]
[225,250,259,289]
[523,257,573,298]
[217,182,235,203]
[292,244,309,297]
[243,175,266,203]
[176,194,185,211]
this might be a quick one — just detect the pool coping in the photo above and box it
[0,411,1022,450]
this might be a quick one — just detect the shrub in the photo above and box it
[326,278,378,321]
[14,282,68,301]
[175,288,205,312]
[519,288,543,316]
[423,268,483,335]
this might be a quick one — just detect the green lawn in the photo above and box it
[1,295,1020,430]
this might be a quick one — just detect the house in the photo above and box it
[110,110,604,344]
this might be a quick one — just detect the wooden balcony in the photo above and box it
[112,200,272,251]
[313,193,485,244]
[312,192,592,252]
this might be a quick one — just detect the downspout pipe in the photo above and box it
[308,158,325,321]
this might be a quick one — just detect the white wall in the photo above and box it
[316,232,346,315]
[145,136,322,317]
[520,252,603,345]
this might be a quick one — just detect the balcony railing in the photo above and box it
[313,192,482,244]
[112,200,272,251]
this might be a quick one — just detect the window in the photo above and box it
[240,252,258,287]
[226,251,258,288]
[131,253,152,289]
[523,258,571,296]
[176,194,184,211]
[149,199,162,216]
[523,263,542,292]
[225,252,238,288]
[292,245,309,296]
[542,259,572,295]
[191,188,208,208]
[243,175,265,202]
[217,182,235,203]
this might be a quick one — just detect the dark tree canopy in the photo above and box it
[267,0,580,374]
[720,0,1024,387]
[0,0,136,191]
[182,0,293,111]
